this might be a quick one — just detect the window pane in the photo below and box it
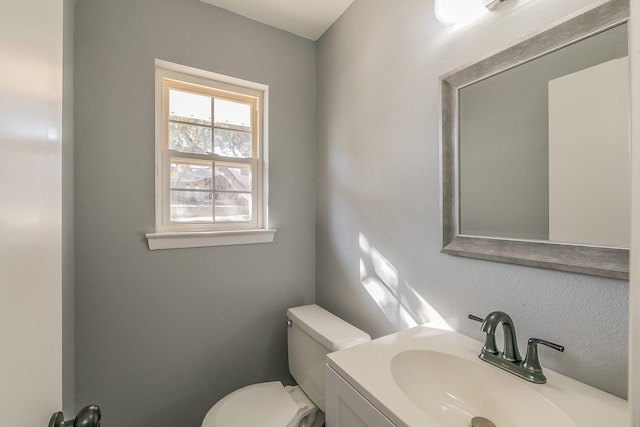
[160,69,264,232]
[169,123,212,154]
[215,193,252,221]
[169,89,212,125]
[214,128,252,158]
[215,165,251,192]
[170,191,213,222]
[214,98,251,129]
[170,162,213,190]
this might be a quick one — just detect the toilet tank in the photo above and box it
[286,305,371,412]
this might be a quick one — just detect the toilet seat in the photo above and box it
[201,382,318,427]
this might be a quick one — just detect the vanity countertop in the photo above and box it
[326,326,628,427]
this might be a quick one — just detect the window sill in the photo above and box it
[145,229,276,250]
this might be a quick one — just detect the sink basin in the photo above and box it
[391,350,575,427]
[326,326,628,427]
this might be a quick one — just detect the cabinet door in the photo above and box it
[326,365,396,427]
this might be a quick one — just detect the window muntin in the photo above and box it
[157,72,264,232]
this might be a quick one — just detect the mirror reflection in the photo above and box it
[458,23,629,248]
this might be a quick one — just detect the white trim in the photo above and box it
[261,85,270,229]
[155,59,269,94]
[146,229,276,250]
[152,59,271,248]
[629,0,639,424]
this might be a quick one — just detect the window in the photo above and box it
[147,61,274,250]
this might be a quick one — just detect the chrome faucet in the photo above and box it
[469,312,564,384]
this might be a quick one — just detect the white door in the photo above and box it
[0,0,64,425]
[548,57,630,248]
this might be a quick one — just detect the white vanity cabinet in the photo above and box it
[326,365,396,427]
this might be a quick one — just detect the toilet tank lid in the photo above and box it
[287,305,371,351]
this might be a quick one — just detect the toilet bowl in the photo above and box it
[201,305,371,427]
[202,382,319,427]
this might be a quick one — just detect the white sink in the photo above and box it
[391,350,575,427]
[326,326,628,427]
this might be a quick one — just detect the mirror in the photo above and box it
[459,23,629,247]
[441,0,629,279]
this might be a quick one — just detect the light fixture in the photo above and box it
[435,0,509,27]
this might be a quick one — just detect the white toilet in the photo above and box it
[201,304,371,427]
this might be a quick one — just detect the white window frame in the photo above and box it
[146,60,275,250]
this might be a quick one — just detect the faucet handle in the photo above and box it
[522,338,565,380]
[468,314,484,323]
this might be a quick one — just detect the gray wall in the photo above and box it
[74,1,316,426]
[316,0,628,398]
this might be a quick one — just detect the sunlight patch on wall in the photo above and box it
[359,233,451,331]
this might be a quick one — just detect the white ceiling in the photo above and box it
[200,0,355,41]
